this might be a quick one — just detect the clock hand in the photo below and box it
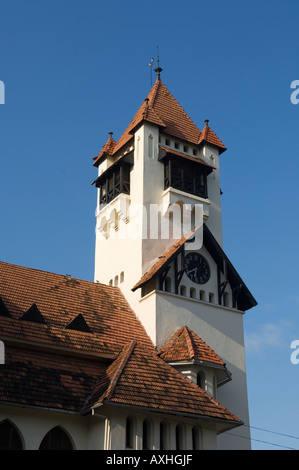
[186,268,197,275]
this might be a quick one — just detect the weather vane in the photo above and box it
[149,57,154,87]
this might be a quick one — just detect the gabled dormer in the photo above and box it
[132,224,257,313]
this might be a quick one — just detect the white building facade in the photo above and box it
[93,75,257,450]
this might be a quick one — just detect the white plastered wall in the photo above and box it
[0,405,106,450]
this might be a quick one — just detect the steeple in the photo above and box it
[91,74,256,450]
[93,78,226,167]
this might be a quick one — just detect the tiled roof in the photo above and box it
[83,340,240,424]
[198,122,227,154]
[159,146,215,170]
[0,260,241,426]
[132,227,200,292]
[158,326,225,366]
[93,79,226,166]
[144,79,201,144]
[0,261,151,349]
[1,345,104,412]
[93,132,116,166]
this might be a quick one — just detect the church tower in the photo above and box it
[93,70,257,450]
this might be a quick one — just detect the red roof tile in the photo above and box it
[83,341,241,425]
[0,261,152,349]
[158,326,225,366]
[1,345,104,412]
[93,132,116,166]
[0,260,240,426]
[198,122,227,154]
[132,227,200,291]
[159,146,215,170]
[93,79,226,167]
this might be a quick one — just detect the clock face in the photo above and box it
[184,253,210,284]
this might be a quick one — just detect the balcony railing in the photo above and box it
[164,158,208,199]
[97,163,131,205]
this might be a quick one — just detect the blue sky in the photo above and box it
[1,0,299,450]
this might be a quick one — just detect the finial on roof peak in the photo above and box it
[154,45,163,81]
[154,66,163,80]
[109,131,113,136]
[204,119,209,126]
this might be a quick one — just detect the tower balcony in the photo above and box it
[158,146,214,222]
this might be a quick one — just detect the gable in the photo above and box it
[82,340,241,427]
[132,224,257,312]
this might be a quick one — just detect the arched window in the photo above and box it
[192,426,202,450]
[190,287,196,299]
[165,277,172,293]
[148,134,154,158]
[200,290,206,301]
[175,423,184,450]
[213,376,217,399]
[142,419,151,450]
[39,426,73,450]
[0,420,23,450]
[223,292,230,307]
[180,285,186,296]
[160,421,168,450]
[99,217,109,239]
[110,209,119,231]
[197,371,205,390]
[125,416,135,449]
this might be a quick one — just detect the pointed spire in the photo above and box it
[93,131,116,166]
[198,120,227,154]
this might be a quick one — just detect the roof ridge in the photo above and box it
[183,326,196,359]
[127,343,241,424]
[139,99,166,128]
[158,326,184,356]
[0,259,67,278]
[198,122,227,153]
[148,79,160,107]
[80,340,136,413]
[132,225,200,291]
[105,340,136,400]
[158,81,200,135]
